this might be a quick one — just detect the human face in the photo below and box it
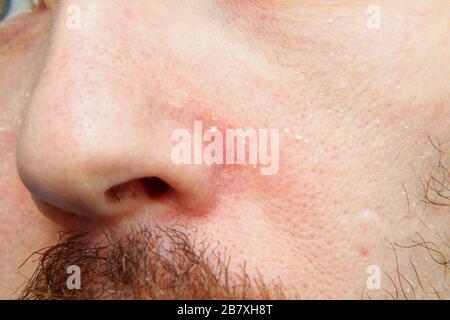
[0,0,449,299]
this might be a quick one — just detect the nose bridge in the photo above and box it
[17,6,132,181]
[17,3,217,219]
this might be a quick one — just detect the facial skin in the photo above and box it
[0,0,449,299]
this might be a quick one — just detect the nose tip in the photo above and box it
[16,155,132,219]
[18,143,216,220]
[28,177,183,226]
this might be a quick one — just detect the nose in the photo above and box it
[16,2,216,220]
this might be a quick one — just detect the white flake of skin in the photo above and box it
[359,209,381,225]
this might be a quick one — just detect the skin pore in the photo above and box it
[0,0,449,299]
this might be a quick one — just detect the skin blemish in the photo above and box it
[359,247,369,259]
[360,209,380,222]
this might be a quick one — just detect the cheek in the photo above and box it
[0,122,60,298]
[0,48,40,212]
[0,22,58,298]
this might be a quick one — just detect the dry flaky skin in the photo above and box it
[19,227,289,300]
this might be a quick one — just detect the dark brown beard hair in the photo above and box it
[18,226,288,300]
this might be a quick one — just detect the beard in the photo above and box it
[19,225,288,300]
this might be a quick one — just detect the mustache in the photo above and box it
[18,226,288,300]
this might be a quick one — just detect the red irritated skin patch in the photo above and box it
[157,69,324,221]
[167,103,283,185]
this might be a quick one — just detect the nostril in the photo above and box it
[105,177,172,203]
[141,177,171,198]
[105,181,140,203]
